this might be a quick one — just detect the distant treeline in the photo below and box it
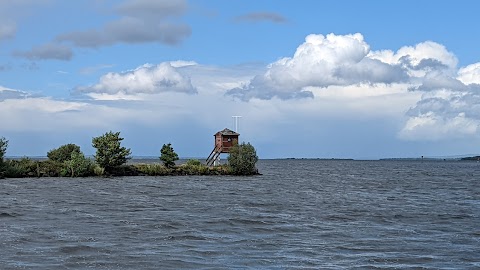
[461,156,480,161]
[0,131,259,178]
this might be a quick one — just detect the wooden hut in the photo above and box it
[206,128,239,166]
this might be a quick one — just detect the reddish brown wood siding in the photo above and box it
[214,132,239,153]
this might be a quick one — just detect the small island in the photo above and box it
[0,130,259,179]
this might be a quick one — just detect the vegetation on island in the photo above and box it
[0,137,8,178]
[92,131,132,174]
[228,142,259,175]
[160,143,179,168]
[0,131,259,178]
[47,144,81,163]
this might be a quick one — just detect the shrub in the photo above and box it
[62,151,94,177]
[37,160,63,177]
[47,144,81,163]
[92,131,131,173]
[135,163,169,176]
[185,159,202,166]
[160,143,179,169]
[227,142,259,175]
[180,159,209,175]
[93,164,105,176]
[4,158,37,178]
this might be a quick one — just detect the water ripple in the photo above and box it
[0,160,479,269]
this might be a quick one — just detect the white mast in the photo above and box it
[232,116,242,132]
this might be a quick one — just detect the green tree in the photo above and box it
[160,143,179,168]
[227,142,259,175]
[0,137,7,162]
[0,137,8,177]
[47,143,81,163]
[92,131,131,173]
[63,151,94,177]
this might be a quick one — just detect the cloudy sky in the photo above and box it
[1,0,480,159]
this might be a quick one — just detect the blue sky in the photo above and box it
[2,0,480,159]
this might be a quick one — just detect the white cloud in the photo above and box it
[169,60,198,68]
[399,112,479,141]
[400,63,480,140]
[369,41,458,77]
[76,62,197,98]
[0,86,30,100]
[220,32,479,143]
[0,97,131,134]
[457,63,480,85]
[227,33,408,100]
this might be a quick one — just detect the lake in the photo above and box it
[1,159,479,269]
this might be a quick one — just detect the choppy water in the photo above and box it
[1,160,479,269]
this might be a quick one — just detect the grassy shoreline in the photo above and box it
[0,158,259,178]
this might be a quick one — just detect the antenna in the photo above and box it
[232,116,242,132]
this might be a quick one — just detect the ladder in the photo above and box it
[205,146,223,166]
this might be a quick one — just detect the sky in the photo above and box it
[2,0,480,159]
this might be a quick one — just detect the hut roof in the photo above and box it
[215,128,239,136]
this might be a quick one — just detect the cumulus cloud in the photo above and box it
[226,33,464,102]
[400,62,480,140]
[400,111,480,141]
[227,33,408,100]
[13,43,73,61]
[57,0,190,47]
[458,63,480,85]
[76,62,197,99]
[234,12,288,23]
[369,41,458,77]
[221,31,480,143]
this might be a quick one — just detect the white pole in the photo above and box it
[232,116,242,132]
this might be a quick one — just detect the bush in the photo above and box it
[92,131,131,173]
[47,144,81,163]
[4,158,37,177]
[160,143,179,168]
[93,164,105,176]
[227,142,259,175]
[179,159,209,175]
[62,151,94,177]
[135,163,169,176]
[185,159,202,166]
[37,160,63,177]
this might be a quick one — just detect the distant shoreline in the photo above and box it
[5,156,480,161]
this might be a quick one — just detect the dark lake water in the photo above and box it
[1,160,479,269]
